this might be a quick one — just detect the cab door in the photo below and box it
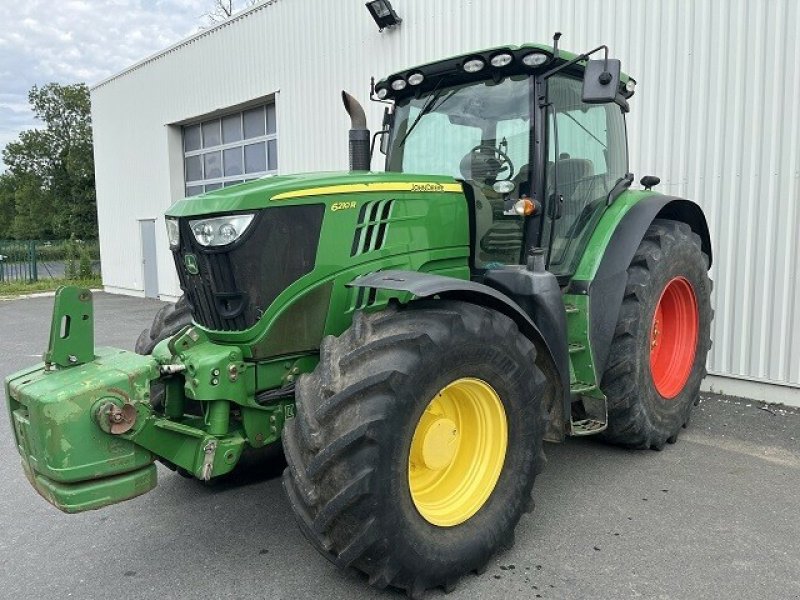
[542,75,628,276]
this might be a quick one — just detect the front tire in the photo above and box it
[282,301,547,597]
[134,295,193,355]
[599,219,713,449]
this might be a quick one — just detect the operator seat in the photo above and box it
[548,158,594,203]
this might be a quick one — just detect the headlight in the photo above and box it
[166,218,180,249]
[189,214,255,247]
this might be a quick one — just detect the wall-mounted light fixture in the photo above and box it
[365,0,402,31]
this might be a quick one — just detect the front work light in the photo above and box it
[490,53,513,68]
[166,218,180,249]
[492,180,515,194]
[522,52,548,67]
[463,58,485,73]
[391,78,407,91]
[407,72,425,86]
[189,214,255,247]
[365,0,402,31]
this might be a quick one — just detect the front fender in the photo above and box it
[349,270,569,433]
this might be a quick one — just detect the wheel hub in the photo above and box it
[649,276,699,399]
[408,377,507,527]
[412,416,459,471]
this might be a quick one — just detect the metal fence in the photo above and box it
[0,240,101,283]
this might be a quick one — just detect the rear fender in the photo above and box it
[568,195,712,377]
[349,270,569,439]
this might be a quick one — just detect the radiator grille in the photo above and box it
[173,205,324,331]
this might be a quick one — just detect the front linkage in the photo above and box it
[5,286,288,513]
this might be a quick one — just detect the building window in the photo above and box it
[183,104,277,196]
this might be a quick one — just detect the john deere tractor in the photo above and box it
[5,39,712,597]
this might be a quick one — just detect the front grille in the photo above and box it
[173,205,325,331]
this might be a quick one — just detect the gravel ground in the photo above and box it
[1,293,798,600]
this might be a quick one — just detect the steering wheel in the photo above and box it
[466,144,515,182]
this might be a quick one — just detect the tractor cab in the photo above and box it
[377,43,635,280]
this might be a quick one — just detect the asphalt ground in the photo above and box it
[1,293,798,600]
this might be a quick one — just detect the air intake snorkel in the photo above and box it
[342,91,371,171]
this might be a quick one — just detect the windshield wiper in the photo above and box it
[398,81,454,148]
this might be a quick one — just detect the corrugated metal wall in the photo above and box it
[90,0,800,396]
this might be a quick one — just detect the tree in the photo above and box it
[1,83,96,239]
[0,174,17,239]
[204,0,260,25]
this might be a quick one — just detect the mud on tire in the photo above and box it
[599,219,713,450]
[282,300,548,597]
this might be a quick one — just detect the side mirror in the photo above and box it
[582,58,621,104]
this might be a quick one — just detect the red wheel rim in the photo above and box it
[649,277,699,399]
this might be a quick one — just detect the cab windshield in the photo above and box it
[386,75,531,183]
[386,76,532,268]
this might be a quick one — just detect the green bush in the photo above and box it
[78,246,93,279]
[35,239,99,262]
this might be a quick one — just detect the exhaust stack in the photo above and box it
[341,91,371,171]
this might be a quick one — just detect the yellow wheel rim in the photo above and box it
[408,377,508,527]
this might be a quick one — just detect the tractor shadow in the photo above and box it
[188,445,288,491]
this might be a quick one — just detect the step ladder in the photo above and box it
[564,298,607,436]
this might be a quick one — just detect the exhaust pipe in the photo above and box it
[341,91,371,171]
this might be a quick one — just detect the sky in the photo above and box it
[0,0,219,169]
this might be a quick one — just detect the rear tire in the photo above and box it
[599,219,712,449]
[282,301,547,597]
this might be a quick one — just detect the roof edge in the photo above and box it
[91,0,280,92]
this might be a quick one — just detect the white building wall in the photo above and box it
[91,0,800,402]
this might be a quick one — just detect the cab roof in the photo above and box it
[375,42,634,102]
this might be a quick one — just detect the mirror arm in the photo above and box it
[540,45,609,81]
[370,129,390,157]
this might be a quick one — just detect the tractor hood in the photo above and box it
[166,171,463,218]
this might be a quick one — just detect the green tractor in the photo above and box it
[5,38,712,597]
